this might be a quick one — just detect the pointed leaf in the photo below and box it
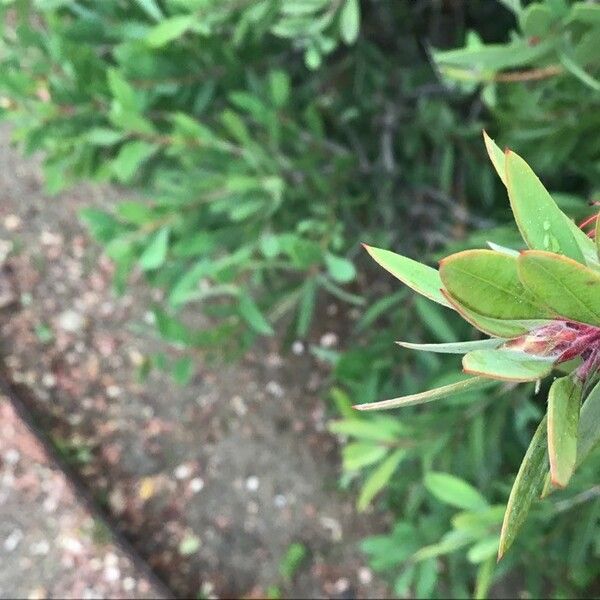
[547,376,581,488]
[440,250,549,319]
[483,131,506,186]
[518,250,600,326]
[397,338,503,354]
[354,376,492,411]
[441,290,549,339]
[363,244,451,307]
[505,150,584,263]
[358,449,406,511]
[139,227,169,271]
[596,212,600,261]
[238,294,275,336]
[576,379,600,468]
[463,349,554,382]
[498,416,548,559]
[425,472,488,511]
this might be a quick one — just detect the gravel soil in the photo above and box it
[0,124,390,598]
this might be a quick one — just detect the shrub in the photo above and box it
[1,0,599,597]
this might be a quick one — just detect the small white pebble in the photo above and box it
[30,540,50,556]
[334,578,350,594]
[123,577,136,592]
[104,566,121,582]
[4,449,20,466]
[326,303,339,316]
[190,478,205,493]
[174,464,192,480]
[41,373,56,388]
[358,567,373,585]
[274,494,287,508]
[58,310,85,333]
[265,381,284,398]
[292,341,305,355]
[4,528,23,551]
[4,215,21,231]
[320,332,338,348]
[104,552,118,567]
[106,385,121,399]
[245,476,260,492]
[231,395,247,416]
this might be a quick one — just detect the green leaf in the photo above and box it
[397,338,504,354]
[498,416,548,559]
[576,379,600,468]
[325,253,356,283]
[520,3,554,37]
[518,250,600,326]
[364,244,451,308]
[296,277,317,337]
[238,294,275,336]
[135,0,163,21]
[339,0,360,44]
[547,376,581,488]
[329,418,406,442]
[483,131,506,186]
[462,349,554,382]
[358,449,406,511]
[145,15,194,48]
[569,1,600,25]
[467,537,499,564]
[342,442,387,471]
[505,150,584,263]
[442,291,549,338]
[139,227,169,271]
[269,70,290,107]
[425,472,488,511]
[596,213,600,261]
[112,141,158,183]
[354,376,493,411]
[440,249,549,320]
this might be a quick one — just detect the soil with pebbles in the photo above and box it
[0,124,390,598]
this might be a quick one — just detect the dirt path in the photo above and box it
[0,124,389,598]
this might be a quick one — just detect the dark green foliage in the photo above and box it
[1,0,599,597]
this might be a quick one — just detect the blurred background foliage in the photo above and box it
[1,0,599,597]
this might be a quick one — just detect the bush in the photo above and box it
[1,0,599,597]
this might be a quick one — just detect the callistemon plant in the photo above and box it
[360,132,600,559]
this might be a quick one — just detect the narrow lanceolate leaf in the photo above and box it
[505,150,584,263]
[498,416,548,559]
[462,349,554,382]
[357,449,406,511]
[441,290,549,339]
[576,379,600,468]
[397,338,504,354]
[596,213,600,262]
[440,250,549,320]
[424,472,488,511]
[518,250,600,327]
[238,294,275,336]
[354,377,491,411]
[547,376,581,488]
[363,244,451,307]
[483,131,506,186]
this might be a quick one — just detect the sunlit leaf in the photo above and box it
[505,151,584,263]
[354,376,492,411]
[462,349,554,382]
[518,250,600,326]
[358,449,406,511]
[547,375,581,488]
[498,416,548,559]
[397,338,503,354]
[363,245,451,307]
[440,249,550,319]
[425,472,488,510]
